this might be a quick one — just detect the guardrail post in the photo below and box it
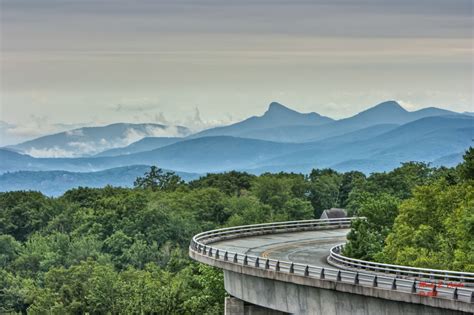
[320,268,325,280]
[336,270,342,281]
[255,257,260,268]
[431,285,437,297]
[452,287,458,300]
[224,251,228,261]
[203,246,206,255]
[411,281,416,293]
[233,253,238,263]
[289,263,294,274]
[276,261,280,272]
[265,259,270,269]
[470,291,474,303]
[197,245,202,253]
[372,276,378,287]
[208,248,213,257]
[304,265,309,276]
[391,278,397,290]
[215,249,220,259]
[243,255,248,265]
[354,272,359,285]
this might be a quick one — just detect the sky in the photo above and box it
[0,0,473,145]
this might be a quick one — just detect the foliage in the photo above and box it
[458,147,474,181]
[134,166,184,192]
[379,180,474,271]
[343,193,399,260]
[344,148,474,270]
[1,155,472,313]
[189,171,255,196]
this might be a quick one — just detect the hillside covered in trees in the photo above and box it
[1,148,473,314]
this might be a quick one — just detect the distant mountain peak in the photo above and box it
[370,100,406,112]
[265,102,299,115]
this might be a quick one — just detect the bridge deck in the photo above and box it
[211,228,350,269]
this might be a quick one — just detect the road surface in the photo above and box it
[212,228,350,269]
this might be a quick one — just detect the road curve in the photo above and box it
[211,228,350,269]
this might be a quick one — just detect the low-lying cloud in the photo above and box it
[20,124,192,158]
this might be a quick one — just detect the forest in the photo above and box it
[1,148,473,314]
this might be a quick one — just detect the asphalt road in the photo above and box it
[211,228,350,269]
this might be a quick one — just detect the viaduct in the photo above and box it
[189,218,474,315]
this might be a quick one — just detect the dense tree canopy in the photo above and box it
[1,148,472,313]
[344,148,474,272]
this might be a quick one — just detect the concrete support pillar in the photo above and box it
[225,296,245,314]
[225,296,287,315]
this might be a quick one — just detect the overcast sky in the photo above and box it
[0,0,473,144]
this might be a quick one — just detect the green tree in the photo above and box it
[343,194,399,260]
[308,169,342,217]
[134,166,184,192]
[338,171,366,208]
[0,235,21,269]
[0,191,59,241]
[380,180,474,271]
[189,171,255,196]
[458,147,474,181]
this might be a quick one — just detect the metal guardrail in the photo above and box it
[189,218,474,304]
[329,244,474,285]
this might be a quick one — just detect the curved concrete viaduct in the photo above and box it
[189,218,474,315]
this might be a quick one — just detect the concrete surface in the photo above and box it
[224,270,471,315]
[225,296,287,315]
[212,229,350,269]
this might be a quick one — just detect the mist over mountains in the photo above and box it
[7,123,191,158]
[1,100,472,195]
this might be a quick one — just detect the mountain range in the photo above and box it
[191,102,334,139]
[1,100,472,195]
[7,123,191,158]
[0,165,199,196]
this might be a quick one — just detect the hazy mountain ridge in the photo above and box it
[0,165,200,196]
[2,115,472,175]
[2,100,471,194]
[5,100,459,156]
[233,101,460,143]
[95,137,183,157]
[191,102,334,139]
[7,123,191,158]
[252,115,473,172]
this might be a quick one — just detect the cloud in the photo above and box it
[2,116,90,141]
[153,112,169,124]
[122,125,186,145]
[65,129,84,136]
[180,107,234,132]
[0,121,15,129]
[397,100,423,111]
[18,124,192,158]
[108,99,162,113]
[23,146,76,158]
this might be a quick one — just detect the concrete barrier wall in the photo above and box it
[224,270,471,315]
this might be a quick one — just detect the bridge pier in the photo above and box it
[225,296,287,315]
